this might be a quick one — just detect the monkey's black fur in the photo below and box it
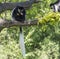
[12,6,26,32]
[12,6,26,22]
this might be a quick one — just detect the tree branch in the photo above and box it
[0,0,40,13]
[0,18,38,31]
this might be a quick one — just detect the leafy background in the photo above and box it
[0,0,59,59]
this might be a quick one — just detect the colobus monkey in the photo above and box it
[12,6,26,57]
[50,0,60,12]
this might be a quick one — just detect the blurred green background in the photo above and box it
[0,0,59,59]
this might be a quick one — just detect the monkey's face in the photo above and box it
[17,7,25,16]
[12,6,26,22]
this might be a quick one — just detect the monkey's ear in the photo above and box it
[18,8,21,13]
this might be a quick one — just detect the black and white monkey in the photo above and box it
[12,6,26,57]
[50,0,60,12]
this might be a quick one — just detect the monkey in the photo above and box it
[11,6,26,57]
[50,0,60,12]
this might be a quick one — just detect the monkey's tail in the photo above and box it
[19,26,26,57]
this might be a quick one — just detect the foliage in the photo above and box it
[0,0,59,59]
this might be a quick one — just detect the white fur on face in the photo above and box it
[18,9,23,15]
[18,8,21,13]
